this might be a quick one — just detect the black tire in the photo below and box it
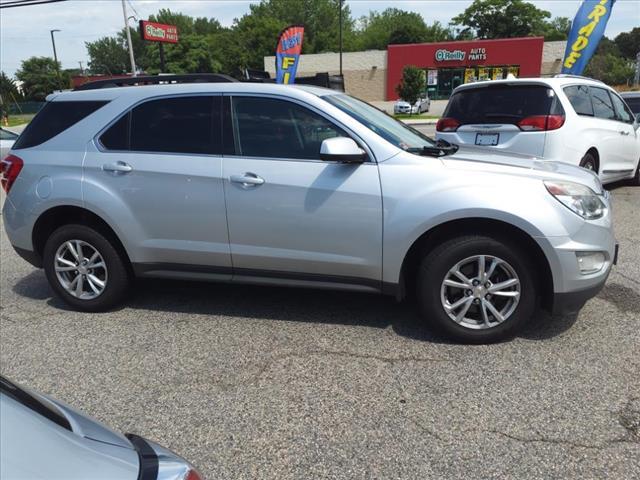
[43,224,130,311]
[579,152,598,173]
[631,160,640,186]
[416,235,537,344]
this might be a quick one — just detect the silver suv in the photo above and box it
[1,79,617,343]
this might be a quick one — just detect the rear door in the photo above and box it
[222,95,383,289]
[589,86,634,178]
[438,83,564,158]
[609,90,639,175]
[83,95,232,274]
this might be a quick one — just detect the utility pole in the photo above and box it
[339,0,343,76]
[50,29,62,90]
[635,51,640,87]
[122,0,137,76]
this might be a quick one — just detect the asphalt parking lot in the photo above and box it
[1,184,639,480]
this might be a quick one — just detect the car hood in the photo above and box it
[441,145,604,194]
[395,101,411,107]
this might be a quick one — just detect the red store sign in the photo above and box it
[140,20,179,43]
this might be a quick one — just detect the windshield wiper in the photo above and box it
[406,139,459,157]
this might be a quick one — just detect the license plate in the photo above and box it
[475,133,500,146]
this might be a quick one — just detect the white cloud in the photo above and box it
[1,0,637,77]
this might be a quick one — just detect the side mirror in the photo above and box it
[320,137,366,163]
[636,113,640,124]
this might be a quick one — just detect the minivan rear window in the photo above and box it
[13,101,108,149]
[444,85,563,125]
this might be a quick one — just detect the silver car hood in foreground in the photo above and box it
[441,145,604,194]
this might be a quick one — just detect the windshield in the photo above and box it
[323,94,435,151]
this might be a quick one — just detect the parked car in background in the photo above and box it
[621,91,640,119]
[0,375,202,480]
[1,79,617,343]
[394,95,430,114]
[0,127,18,159]
[436,76,640,185]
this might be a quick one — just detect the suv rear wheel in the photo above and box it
[43,224,130,311]
[579,152,598,172]
[631,159,640,186]
[417,235,537,343]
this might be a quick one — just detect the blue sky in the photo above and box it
[1,0,638,77]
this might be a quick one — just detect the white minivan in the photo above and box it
[436,76,640,185]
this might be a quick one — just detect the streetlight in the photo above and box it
[50,29,63,90]
[121,0,137,76]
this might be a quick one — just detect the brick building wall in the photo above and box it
[264,50,387,102]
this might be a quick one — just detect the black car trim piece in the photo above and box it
[126,434,159,480]
[0,376,72,431]
[132,262,384,291]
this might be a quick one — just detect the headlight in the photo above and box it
[544,180,606,220]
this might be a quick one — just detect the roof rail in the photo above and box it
[74,73,238,91]
[553,74,604,84]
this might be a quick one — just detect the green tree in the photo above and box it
[584,53,635,85]
[451,0,551,39]
[0,72,23,103]
[86,36,129,75]
[542,17,571,41]
[242,0,358,54]
[15,57,70,101]
[396,65,425,113]
[614,27,640,59]
[357,8,429,50]
[424,21,455,43]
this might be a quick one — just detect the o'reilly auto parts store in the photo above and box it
[265,37,566,102]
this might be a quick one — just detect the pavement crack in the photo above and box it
[613,271,640,287]
[485,429,636,450]
[218,349,452,391]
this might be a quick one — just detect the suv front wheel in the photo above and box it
[417,235,537,343]
[43,224,130,311]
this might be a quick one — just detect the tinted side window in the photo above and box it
[624,97,640,114]
[13,101,108,149]
[100,113,130,150]
[130,96,220,155]
[563,85,593,116]
[231,97,347,160]
[610,93,634,123]
[591,87,616,120]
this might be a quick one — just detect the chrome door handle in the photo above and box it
[230,173,265,186]
[619,131,630,136]
[103,161,133,173]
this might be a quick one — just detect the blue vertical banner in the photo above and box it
[276,25,305,84]
[562,0,617,75]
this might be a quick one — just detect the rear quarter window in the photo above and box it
[445,85,563,125]
[563,85,594,116]
[13,101,108,149]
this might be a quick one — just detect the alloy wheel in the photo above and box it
[440,255,521,330]
[54,240,108,300]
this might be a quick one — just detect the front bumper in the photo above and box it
[551,277,607,315]
[548,239,618,315]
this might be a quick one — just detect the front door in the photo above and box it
[222,95,383,289]
[83,95,232,274]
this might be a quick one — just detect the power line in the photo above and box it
[0,0,68,9]
[126,0,140,19]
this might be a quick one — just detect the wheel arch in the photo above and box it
[32,205,133,274]
[398,218,554,311]
[583,147,600,173]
